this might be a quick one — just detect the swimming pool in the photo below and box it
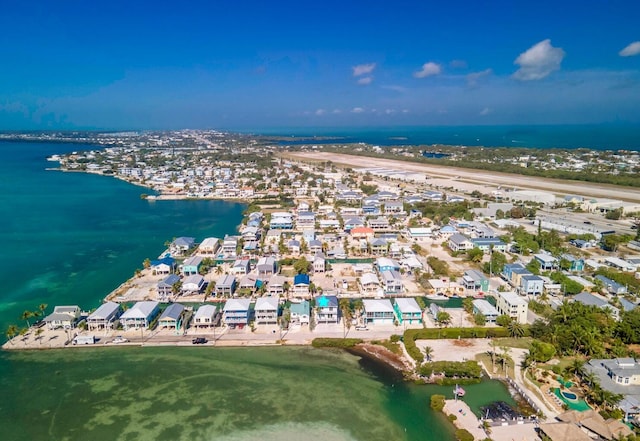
[554,388,591,411]
[561,390,577,400]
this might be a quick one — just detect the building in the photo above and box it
[519,274,544,296]
[43,306,81,330]
[119,301,160,330]
[585,358,640,423]
[292,273,310,297]
[255,297,279,324]
[448,233,473,252]
[182,274,205,294]
[534,253,557,271]
[181,255,204,276]
[170,237,195,255]
[393,298,422,325]
[158,303,186,330]
[215,274,236,297]
[315,295,339,324]
[381,270,403,295]
[222,299,252,326]
[573,292,620,320]
[256,256,277,278]
[289,300,310,325]
[86,302,121,331]
[157,274,181,300]
[462,269,489,293]
[495,292,528,324]
[363,299,395,325]
[471,237,507,253]
[193,304,218,328]
[267,275,286,296]
[150,256,176,275]
[198,237,220,255]
[595,275,628,296]
[472,299,499,323]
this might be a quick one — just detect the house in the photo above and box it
[381,270,403,295]
[293,273,310,297]
[384,201,404,214]
[183,274,205,294]
[221,236,238,257]
[120,301,160,330]
[350,227,375,240]
[308,239,323,254]
[231,258,251,275]
[363,299,395,325]
[360,272,381,293]
[255,297,279,324]
[407,227,433,240]
[472,299,499,323]
[87,302,121,331]
[495,292,528,324]
[519,274,544,296]
[462,269,489,293]
[556,409,633,440]
[344,217,365,231]
[193,304,218,328]
[182,255,204,276]
[393,298,422,324]
[269,212,294,229]
[376,257,400,272]
[369,238,388,256]
[471,237,507,253]
[438,225,457,238]
[267,275,286,296]
[43,306,81,330]
[157,274,181,300]
[595,275,628,296]
[215,274,236,297]
[170,237,195,256]
[315,295,339,324]
[296,211,316,229]
[287,239,301,255]
[313,253,326,273]
[158,303,186,329]
[256,256,278,278]
[150,256,176,275]
[368,217,390,230]
[223,298,252,326]
[501,263,527,283]
[573,292,620,320]
[560,253,585,272]
[290,300,310,325]
[605,256,637,272]
[534,253,558,271]
[198,237,220,255]
[448,233,473,252]
[238,274,258,294]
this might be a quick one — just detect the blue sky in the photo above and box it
[1,0,639,130]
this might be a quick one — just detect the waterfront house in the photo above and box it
[215,274,236,297]
[43,305,81,330]
[238,274,258,294]
[150,256,176,275]
[87,302,122,331]
[381,270,403,295]
[448,234,473,252]
[269,212,294,230]
[255,297,279,324]
[519,274,544,296]
[197,237,220,255]
[350,227,375,240]
[182,274,205,294]
[293,273,310,297]
[157,274,181,300]
[313,253,326,273]
[267,275,286,296]
[222,299,252,326]
[393,298,422,325]
[369,238,388,256]
[182,256,204,276]
[363,299,395,325]
[375,257,400,272]
[472,299,499,323]
[221,236,238,257]
[256,256,277,278]
[495,292,528,324]
[231,258,251,275]
[289,300,310,325]
[360,272,381,294]
[170,237,195,256]
[193,304,218,328]
[158,303,186,329]
[462,269,489,293]
[120,301,160,330]
[368,217,390,231]
[315,295,339,324]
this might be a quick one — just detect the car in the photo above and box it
[192,337,208,344]
[112,336,128,344]
[355,325,369,331]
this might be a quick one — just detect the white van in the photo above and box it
[73,335,96,345]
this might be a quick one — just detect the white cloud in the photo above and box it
[466,68,493,86]
[385,109,396,114]
[620,41,640,57]
[414,62,442,78]
[351,107,365,113]
[479,107,491,116]
[357,76,373,85]
[315,109,326,116]
[382,84,407,93]
[352,63,376,77]
[332,109,342,114]
[513,39,565,81]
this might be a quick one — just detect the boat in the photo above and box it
[453,384,466,397]
[426,294,449,301]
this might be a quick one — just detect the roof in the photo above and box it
[316,295,338,308]
[538,422,591,441]
[498,291,527,306]
[472,299,499,316]
[376,257,399,269]
[449,233,470,245]
[573,292,609,308]
[294,273,310,285]
[159,274,181,287]
[121,301,159,319]
[150,256,175,267]
[194,304,217,319]
[361,272,380,285]
[216,274,236,288]
[184,274,205,285]
[363,299,394,313]
[290,300,310,315]
[88,302,120,320]
[255,297,279,311]
[159,303,185,321]
[183,255,204,267]
[173,237,195,247]
[534,253,558,263]
[394,297,421,313]
[223,298,251,311]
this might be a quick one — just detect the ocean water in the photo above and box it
[249,124,640,150]
[0,141,515,441]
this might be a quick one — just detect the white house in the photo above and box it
[255,297,279,325]
[363,299,395,325]
[120,301,160,330]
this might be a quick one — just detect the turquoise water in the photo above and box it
[248,124,640,150]
[554,388,591,411]
[0,141,515,441]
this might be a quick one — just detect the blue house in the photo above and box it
[560,254,585,272]
[150,256,176,275]
[471,237,507,253]
[519,274,544,296]
[293,274,311,297]
[595,275,627,295]
[501,263,526,282]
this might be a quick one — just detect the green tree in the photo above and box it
[496,314,512,327]
[507,320,525,338]
[5,324,18,345]
[143,258,151,269]
[423,345,434,362]
[20,310,34,328]
[293,256,311,274]
[466,248,484,263]
[436,311,451,327]
[473,312,487,326]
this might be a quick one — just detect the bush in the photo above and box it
[448,414,457,422]
[311,338,363,348]
[419,361,482,379]
[455,429,474,441]
[529,340,556,362]
[430,394,446,412]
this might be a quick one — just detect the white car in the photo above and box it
[355,325,369,331]
[112,336,128,344]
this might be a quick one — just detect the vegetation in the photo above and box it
[454,429,475,441]
[311,338,363,348]
[430,394,446,411]
[419,361,482,379]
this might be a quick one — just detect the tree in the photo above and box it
[462,298,474,314]
[507,320,525,338]
[293,256,311,274]
[473,313,486,326]
[38,303,48,319]
[466,248,484,263]
[499,346,512,376]
[20,310,34,328]
[5,325,18,345]
[143,258,151,269]
[496,314,512,327]
[436,311,451,327]
[423,346,434,362]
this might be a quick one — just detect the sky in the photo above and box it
[1,0,639,130]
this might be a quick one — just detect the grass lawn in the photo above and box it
[493,336,533,349]
[476,353,515,379]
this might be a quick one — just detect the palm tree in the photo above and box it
[5,325,18,345]
[20,310,34,328]
[489,339,498,373]
[38,303,48,319]
[500,346,512,377]
[423,346,434,362]
[35,328,44,345]
[507,320,525,338]
[566,358,585,381]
